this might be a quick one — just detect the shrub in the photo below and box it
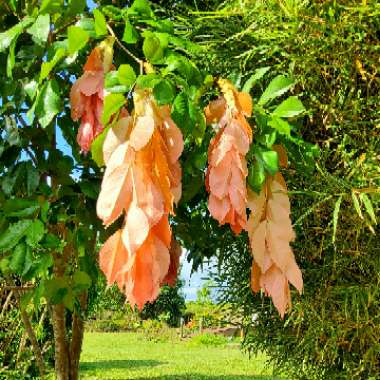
[141,319,178,343]
[140,281,186,327]
[189,333,228,347]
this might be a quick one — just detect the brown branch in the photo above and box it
[0,290,13,319]
[52,17,80,36]
[106,23,144,71]
[14,290,46,379]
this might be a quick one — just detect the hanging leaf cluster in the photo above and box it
[93,86,184,309]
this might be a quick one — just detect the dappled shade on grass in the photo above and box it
[80,332,282,380]
[80,359,164,371]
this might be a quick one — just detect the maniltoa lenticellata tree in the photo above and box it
[0,0,314,378]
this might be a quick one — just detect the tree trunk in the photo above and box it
[52,302,69,380]
[69,292,87,380]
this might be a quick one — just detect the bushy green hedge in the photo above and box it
[175,1,380,379]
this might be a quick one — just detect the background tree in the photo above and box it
[140,280,186,327]
[167,1,380,379]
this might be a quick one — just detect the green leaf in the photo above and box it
[68,26,89,55]
[106,85,130,94]
[168,35,202,55]
[63,288,74,311]
[79,181,99,199]
[34,253,53,277]
[73,270,92,292]
[242,67,271,93]
[4,199,40,218]
[40,0,63,14]
[101,93,125,126]
[6,37,17,78]
[40,201,50,222]
[90,124,111,167]
[24,80,38,100]
[76,18,96,38]
[0,220,33,252]
[44,277,68,304]
[257,150,279,176]
[187,103,206,145]
[26,162,40,195]
[164,54,202,86]
[143,32,164,63]
[351,192,363,220]
[27,14,50,46]
[128,0,153,18]
[359,193,377,225]
[148,19,174,34]
[104,72,129,94]
[182,173,204,202]
[35,80,61,128]
[136,74,160,89]
[9,243,26,274]
[0,257,10,274]
[248,161,266,194]
[66,0,86,17]
[93,9,107,37]
[0,17,34,52]
[153,80,175,106]
[122,20,139,44]
[332,196,342,244]
[22,247,33,276]
[42,234,62,250]
[4,117,20,146]
[171,92,195,136]
[8,0,17,12]
[258,75,294,106]
[2,172,18,196]
[268,116,292,136]
[118,64,136,88]
[105,71,120,89]
[26,220,45,247]
[273,96,306,118]
[40,47,66,82]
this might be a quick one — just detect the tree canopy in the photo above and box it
[0,1,378,380]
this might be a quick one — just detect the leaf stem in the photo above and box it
[106,23,144,72]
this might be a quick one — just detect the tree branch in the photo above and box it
[14,290,46,379]
[106,23,144,72]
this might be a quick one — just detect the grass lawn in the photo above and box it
[79,332,282,380]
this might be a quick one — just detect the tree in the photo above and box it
[0,1,311,379]
[140,280,186,327]
[176,1,380,378]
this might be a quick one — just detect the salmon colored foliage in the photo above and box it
[97,89,183,309]
[247,172,303,318]
[205,80,253,234]
[205,81,302,316]
[70,42,113,153]
[70,45,301,317]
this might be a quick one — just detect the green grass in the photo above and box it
[80,332,281,380]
